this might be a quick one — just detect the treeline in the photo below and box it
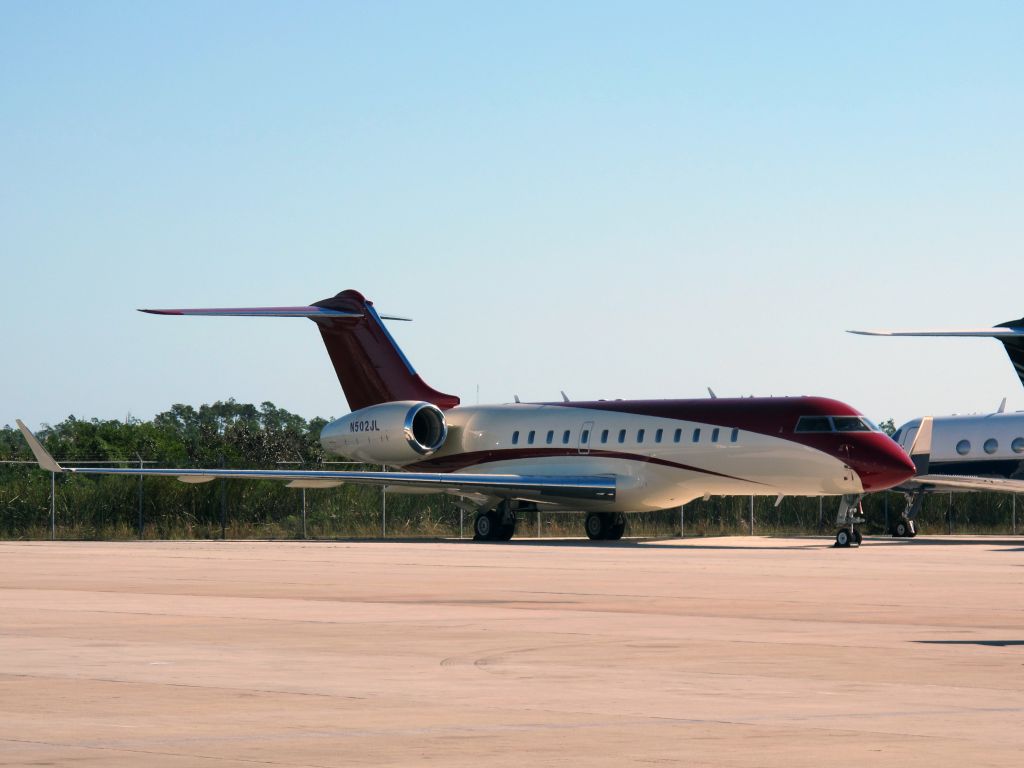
[0,401,1020,540]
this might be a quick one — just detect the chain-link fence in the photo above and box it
[2,460,1021,540]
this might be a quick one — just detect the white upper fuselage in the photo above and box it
[321,398,915,512]
[894,412,1024,477]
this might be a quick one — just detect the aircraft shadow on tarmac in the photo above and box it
[914,640,1024,647]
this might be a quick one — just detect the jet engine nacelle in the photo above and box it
[320,401,448,465]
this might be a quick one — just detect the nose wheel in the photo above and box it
[834,494,865,548]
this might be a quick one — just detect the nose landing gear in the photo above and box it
[891,491,922,538]
[834,494,865,548]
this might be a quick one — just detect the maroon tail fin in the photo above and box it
[310,290,460,412]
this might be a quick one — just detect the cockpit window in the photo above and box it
[795,416,832,433]
[832,416,873,432]
[891,428,903,443]
[795,415,880,434]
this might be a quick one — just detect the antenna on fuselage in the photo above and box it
[514,395,521,403]
[560,390,570,402]
[707,387,718,399]
[998,397,1007,413]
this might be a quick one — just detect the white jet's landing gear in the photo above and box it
[891,492,922,538]
[474,501,516,542]
[834,494,865,548]
[585,512,626,541]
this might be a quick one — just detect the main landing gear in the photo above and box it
[585,512,626,541]
[834,494,865,548]
[891,492,922,538]
[473,501,517,541]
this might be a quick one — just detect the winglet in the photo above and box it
[15,420,63,473]
[907,416,932,475]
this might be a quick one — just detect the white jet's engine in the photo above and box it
[320,401,449,465]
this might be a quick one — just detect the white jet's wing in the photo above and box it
[848,328,1024,338]
[909,474,1024,494]
[15,421,615,504]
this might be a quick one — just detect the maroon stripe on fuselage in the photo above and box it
[407,447,766,484]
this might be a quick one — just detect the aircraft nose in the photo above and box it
[847,435,917,491]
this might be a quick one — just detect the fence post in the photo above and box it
[680,504,684,538]
[948,492,953,535]
[381,466,387,538]
[536,509,541,538]
[50,471,55,541]
[302,487,307,539]
[137,454,144,540]
[1014,494,1017,536]
[749,496,754,535]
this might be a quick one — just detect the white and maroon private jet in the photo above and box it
[18,289,916,546]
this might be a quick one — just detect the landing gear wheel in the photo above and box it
[853,529,863,545]
[835,529,852,548]
[892,519,916,538]
[474,511,497,541]
[606,514,626,541]
[496,518,516,541]
[585,512,610,540]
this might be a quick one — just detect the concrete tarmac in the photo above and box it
[1,535,1023,766]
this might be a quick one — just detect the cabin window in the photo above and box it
[655,428,663,443]
[956,439,971,455]
[512,431,520,445]
[984,438,998,454]
[1013,437,1024,454]
[618,429,626,444]
[581,429,590,443]
[601,429,609,443]
[674,428,682,443]
[795,416,833,433]
[730,428,739,443]
[562,430,570,444]
[527,430,535,445]
[637,429,645,443]
[692,428,701,442]
[546,430,554,445]
[711,428,720,443]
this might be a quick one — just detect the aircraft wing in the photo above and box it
[908,474,1024,494]
[15,421,614,504]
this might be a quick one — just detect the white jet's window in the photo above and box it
[711,428,720,443]
[673,428,682,443]
[984,438,998,454]
[618,429,626,444]
[730,428,739,443]
[956,439,971,455]
[562,430,570,444]
[546,430,554,445]
[600,429,609,443]
[655,428,663,443]
[512,431,520,445]
[637,429,645,443]
[692,428,701,442]
[1013,437,1024,454]
[528,430,535,445]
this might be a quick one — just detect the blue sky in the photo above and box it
[2,1,1022,430]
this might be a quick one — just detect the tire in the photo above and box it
[853,529,863,545]
[835,530,851,548]
[496,518,516,541]
[606,514,626,541]
[474,511,496,540]
[893,521,908,538]
[585,512,608,540]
